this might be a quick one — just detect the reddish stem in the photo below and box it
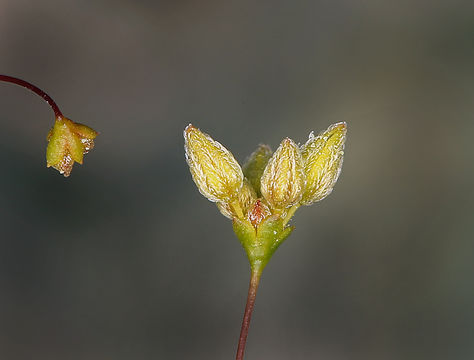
[236,269,262,360]
[0,74,63,118]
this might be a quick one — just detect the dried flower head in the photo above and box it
[46,117,98,177]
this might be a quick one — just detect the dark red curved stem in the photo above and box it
[236,269,262,360]
[0,75,63,118]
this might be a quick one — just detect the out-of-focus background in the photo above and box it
[1,1,473,359]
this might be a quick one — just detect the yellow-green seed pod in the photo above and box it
[184,124,244,202]
[260,138,305,210]
[46,117,98,177]
[300,122,347,205]
[217,179,257,219]
[242,144,272,197]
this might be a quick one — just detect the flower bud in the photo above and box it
[242,144,272,197]
[46,117,98,177]
[300,122,347,205]
[260,138,305,210]
[217,179,257,219]
[184,124,243,202]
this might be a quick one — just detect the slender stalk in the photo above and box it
[236,268,262,360]
[282,204,299,226]
[0,74,63,118]
[231,200,245,219]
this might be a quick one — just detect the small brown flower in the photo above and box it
[248,200,272,227]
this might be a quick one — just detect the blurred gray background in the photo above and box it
[1,0,474,359]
